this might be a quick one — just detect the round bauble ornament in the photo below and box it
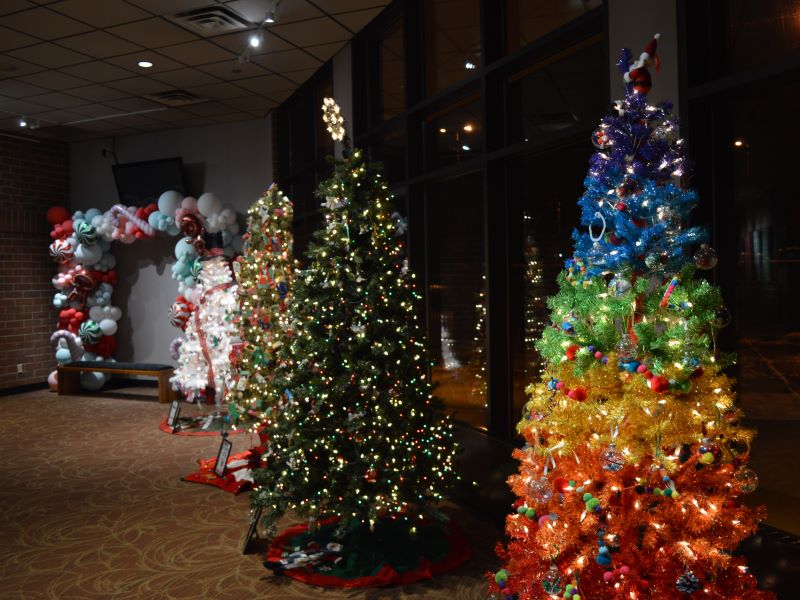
[733,466,759,494]
[608,275,632,297]
[616,333,636,362]
[78,320,102,344]
[656,206,681,231]
[694,244,718,270]
[712,307,731,329]
[74,221,97,245]
[601,443,625,472]
[591,129,612,149]
[528,477,553,504]
[644,250,668,271]
[541,564,562,595]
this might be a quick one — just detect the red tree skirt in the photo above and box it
[182,446,265,494]
[158,416,245,436]
[265,516,470,588]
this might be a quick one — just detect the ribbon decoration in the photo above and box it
[67,271,96,305]
[50,330,82,361]
[195,279,235,393]
[108,204,155,237]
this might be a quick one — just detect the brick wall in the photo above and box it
[0,135,69,390]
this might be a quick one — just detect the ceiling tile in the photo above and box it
[266,87,292,103]
[225,0,322,24]
[305,41,346,62]
[104,126,145,136]
[71,119,121,131]
[107,17,198,48]
[102,96,163,111]
[56,31,143,58]
[269,16,350,47]
[112,113,159,127]
[0,55,46,78]
[235,73,294,96]
[67,102,118,117]
[26,90,87,108]
[250,48,321,73]
[49,0,151,27]
[105,76,167,95]
[174,116,214,127]
[6,42,91,68]
[18,69,87,90]
[187,81,249,100]
[0,79,49,98]
[196,58,269,80]
[0,1,36,16]
[0,97,50,114]
[29,107,83,124]
[310,0,389,13]
[182,100,234,117]
[149,67,219,88]
[212,112,259,123]
[66,83,129,101]
[222,94,271,111]
[145,107,193,122]
[0,25,39,52]
[125,0,212,16]
[208,29,291,55]
[104,51,184,74]
[156,39,235,66]
[60,60,135,82]
[334,7,384,32]
[2,7,92,39]
[282,67,317,84]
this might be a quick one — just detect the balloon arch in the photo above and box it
[46,191,242,391]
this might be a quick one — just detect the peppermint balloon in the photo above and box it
[78,320,102,344]
[74,221,97,245]
[49,238,74,263]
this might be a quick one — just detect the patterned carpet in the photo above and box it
[0,387,498,600]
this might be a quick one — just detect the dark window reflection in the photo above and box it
[507,40,605,146]
[379,17,405,121]
[369,129,406,184]
[424,93,483,170]
[427,172,487,430]
[314,78,334,160]
[425,0,481,94]
[508,145,586,418]
[506,0,601,53]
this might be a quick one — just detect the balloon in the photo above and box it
[74,243,102,265]
[55,347,73,364]
[47,370,58,391]
[80,371,105,391]
[78,320,102,344]
[74,222,97,245]
[197,192,222,217]
[99,319,118,336]
[175,237,197,259]
[46,206,70,225]
[158,190,183,215]
[49,239,75,263]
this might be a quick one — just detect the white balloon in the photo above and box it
[197,192,222,217]
[109,306,122,320]
[158,190,183,215]
[80,371,105,391]
[99,319,118,336]
[74,243,102,265]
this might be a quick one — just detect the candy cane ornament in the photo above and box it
[50,330,83,362]
[108,204,155,237]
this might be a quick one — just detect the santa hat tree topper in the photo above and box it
[623,32,660,94]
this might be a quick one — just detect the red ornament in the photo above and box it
[553,477,569,493]
[364,468,377,483]
[649,375,670,393]
[568,386,587,402]
[566,344,580,361]
[615,202,628,211]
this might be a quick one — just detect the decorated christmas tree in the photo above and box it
[490,36,772,599]
[172,233,239,418]
[251,99,461,583]
[228,184,294,428]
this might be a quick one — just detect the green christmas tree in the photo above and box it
[252,99,458,541]
[229,184,294,429]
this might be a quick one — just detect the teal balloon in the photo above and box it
[189,259,202,279]
[79,320,102,344]
[55,347,72,364]
[80,371,105,391]
[75,221,97,245]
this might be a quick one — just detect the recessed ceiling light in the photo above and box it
[464,60,476,70]
[733,139,744,147]
[264,10,276,23]
[249,31,263,47]
[463,124,473,132]
[18,116,27,128]
[138,60,153,68]
[438,127,447,133]
[462,144,470,151]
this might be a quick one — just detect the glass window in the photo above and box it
[379,17,405,121]
[314,77,334,160]
[508,145,586,418]
[507,0,601,53]
[506,40,605,146]
[426,171,487,430]
[424,93,483,170]
[369,129,406,184]
[425,0,481,94]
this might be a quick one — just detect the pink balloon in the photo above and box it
[48,370,58,391]
[182,196,198,211]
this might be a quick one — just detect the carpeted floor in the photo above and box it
[0,387,498,600]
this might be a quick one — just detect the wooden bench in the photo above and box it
[57,361,178,404]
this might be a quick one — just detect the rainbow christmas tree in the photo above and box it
[489,35,772,600]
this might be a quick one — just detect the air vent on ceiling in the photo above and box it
[145,90,206,107]
[169,5,252,35]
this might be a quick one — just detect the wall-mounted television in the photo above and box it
[112,157,187,206]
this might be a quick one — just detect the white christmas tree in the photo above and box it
[172,251,238,414]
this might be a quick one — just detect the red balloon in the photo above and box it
[46,206,70,225]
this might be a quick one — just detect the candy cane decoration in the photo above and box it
[589,211,607,242]
[109,204,155,237]
[660,275,679,308]
[50,330,83,362]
